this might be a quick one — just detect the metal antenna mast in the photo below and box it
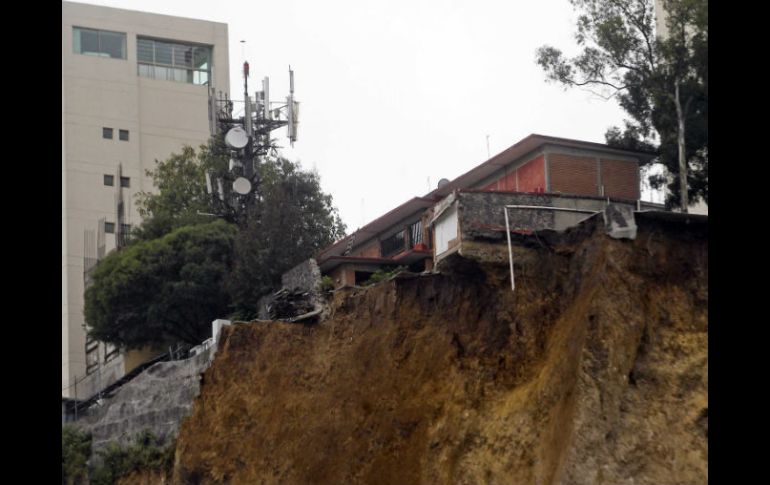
[207,62,301,223]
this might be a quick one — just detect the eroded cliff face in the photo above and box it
[171,216,707,485]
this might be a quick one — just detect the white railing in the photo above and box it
[503,205,600,292]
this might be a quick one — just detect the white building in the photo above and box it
[62,1,229,399]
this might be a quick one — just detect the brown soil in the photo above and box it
[171,216,707,485]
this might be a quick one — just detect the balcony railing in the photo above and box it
[380,220,427,258]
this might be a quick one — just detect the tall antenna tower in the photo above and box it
[207,62,300,223]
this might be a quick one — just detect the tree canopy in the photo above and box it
[84,220,237,348]
[228,157,347,318]
[536,0,707,210]
[84,136,346,347]
[132,138,231,241]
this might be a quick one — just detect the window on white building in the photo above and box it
[137,37,211,85]
[73,27,126,59]
[104,343,119,363]
[85,336,99,374]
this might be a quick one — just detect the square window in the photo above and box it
[154,42,173,65]
[120,176,130,188]
[137,38,154,62]
[193,47,211,69]
[137,38,211,85]
[74,27,126,59]
[74,27,99,55]
[99,30,126,59]
[105,343,119,362]
[173,44,193,68]
[119,129,129,141]
[86,347,99,374]
[85,334,97,350]
[103,127,113,139]
[104,222,115,234]
[104,174,114,186]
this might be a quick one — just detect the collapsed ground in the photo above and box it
[161,214,705,485]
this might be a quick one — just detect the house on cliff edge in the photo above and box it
[316,134,658,289]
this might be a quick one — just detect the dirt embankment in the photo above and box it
[171,216,708,485]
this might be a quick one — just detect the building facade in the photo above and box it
[62,1,229,399]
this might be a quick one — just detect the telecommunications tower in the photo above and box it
[207,62,300,222]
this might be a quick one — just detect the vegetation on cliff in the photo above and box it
[84,136,346,348]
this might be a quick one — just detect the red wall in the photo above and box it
[482,152,638,199]
[517,155,545,192]
[601,159,639,199]
[483,155,545,192]
[549,154,598,195]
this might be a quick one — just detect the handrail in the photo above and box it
[503,205,601,293]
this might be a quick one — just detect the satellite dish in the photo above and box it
[225,126,249,149]
[437,178,450,189]
[233,177,252,195]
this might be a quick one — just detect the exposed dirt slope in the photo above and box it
[172,216,707,485]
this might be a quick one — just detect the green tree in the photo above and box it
[227,157,347,318]
[62,426,91,485]
[87,136,346,344]
[84,220,237,348]
[536,0,707,210]
[132,137,232,241]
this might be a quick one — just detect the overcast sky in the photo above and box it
[77,0,653,232]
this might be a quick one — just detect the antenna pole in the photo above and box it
[486,135,490,159]
[242,61,254,181]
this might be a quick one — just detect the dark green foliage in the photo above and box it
[62,426,91,485]
[363,266,408,286]
[84,220,237,348]
[133,137,232,241]
[90,431,175,485]
[320,275,335,293]
[536,0,707,209]
[87,134,346,345]
[227,157,347,319]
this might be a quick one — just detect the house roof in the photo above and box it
[318,246,432,273]
[317,134,657,261]
[317,197,435,261]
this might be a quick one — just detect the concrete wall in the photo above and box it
[62,1,229,398]
[280,258,323,294]
[257,259,323,319]
[449,191,638,245]
[76,346,215,457]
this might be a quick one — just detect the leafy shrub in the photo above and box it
[320,275,335,292]
[90,430,175,485]
[62,426,91,485]
[363,266,408,286]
